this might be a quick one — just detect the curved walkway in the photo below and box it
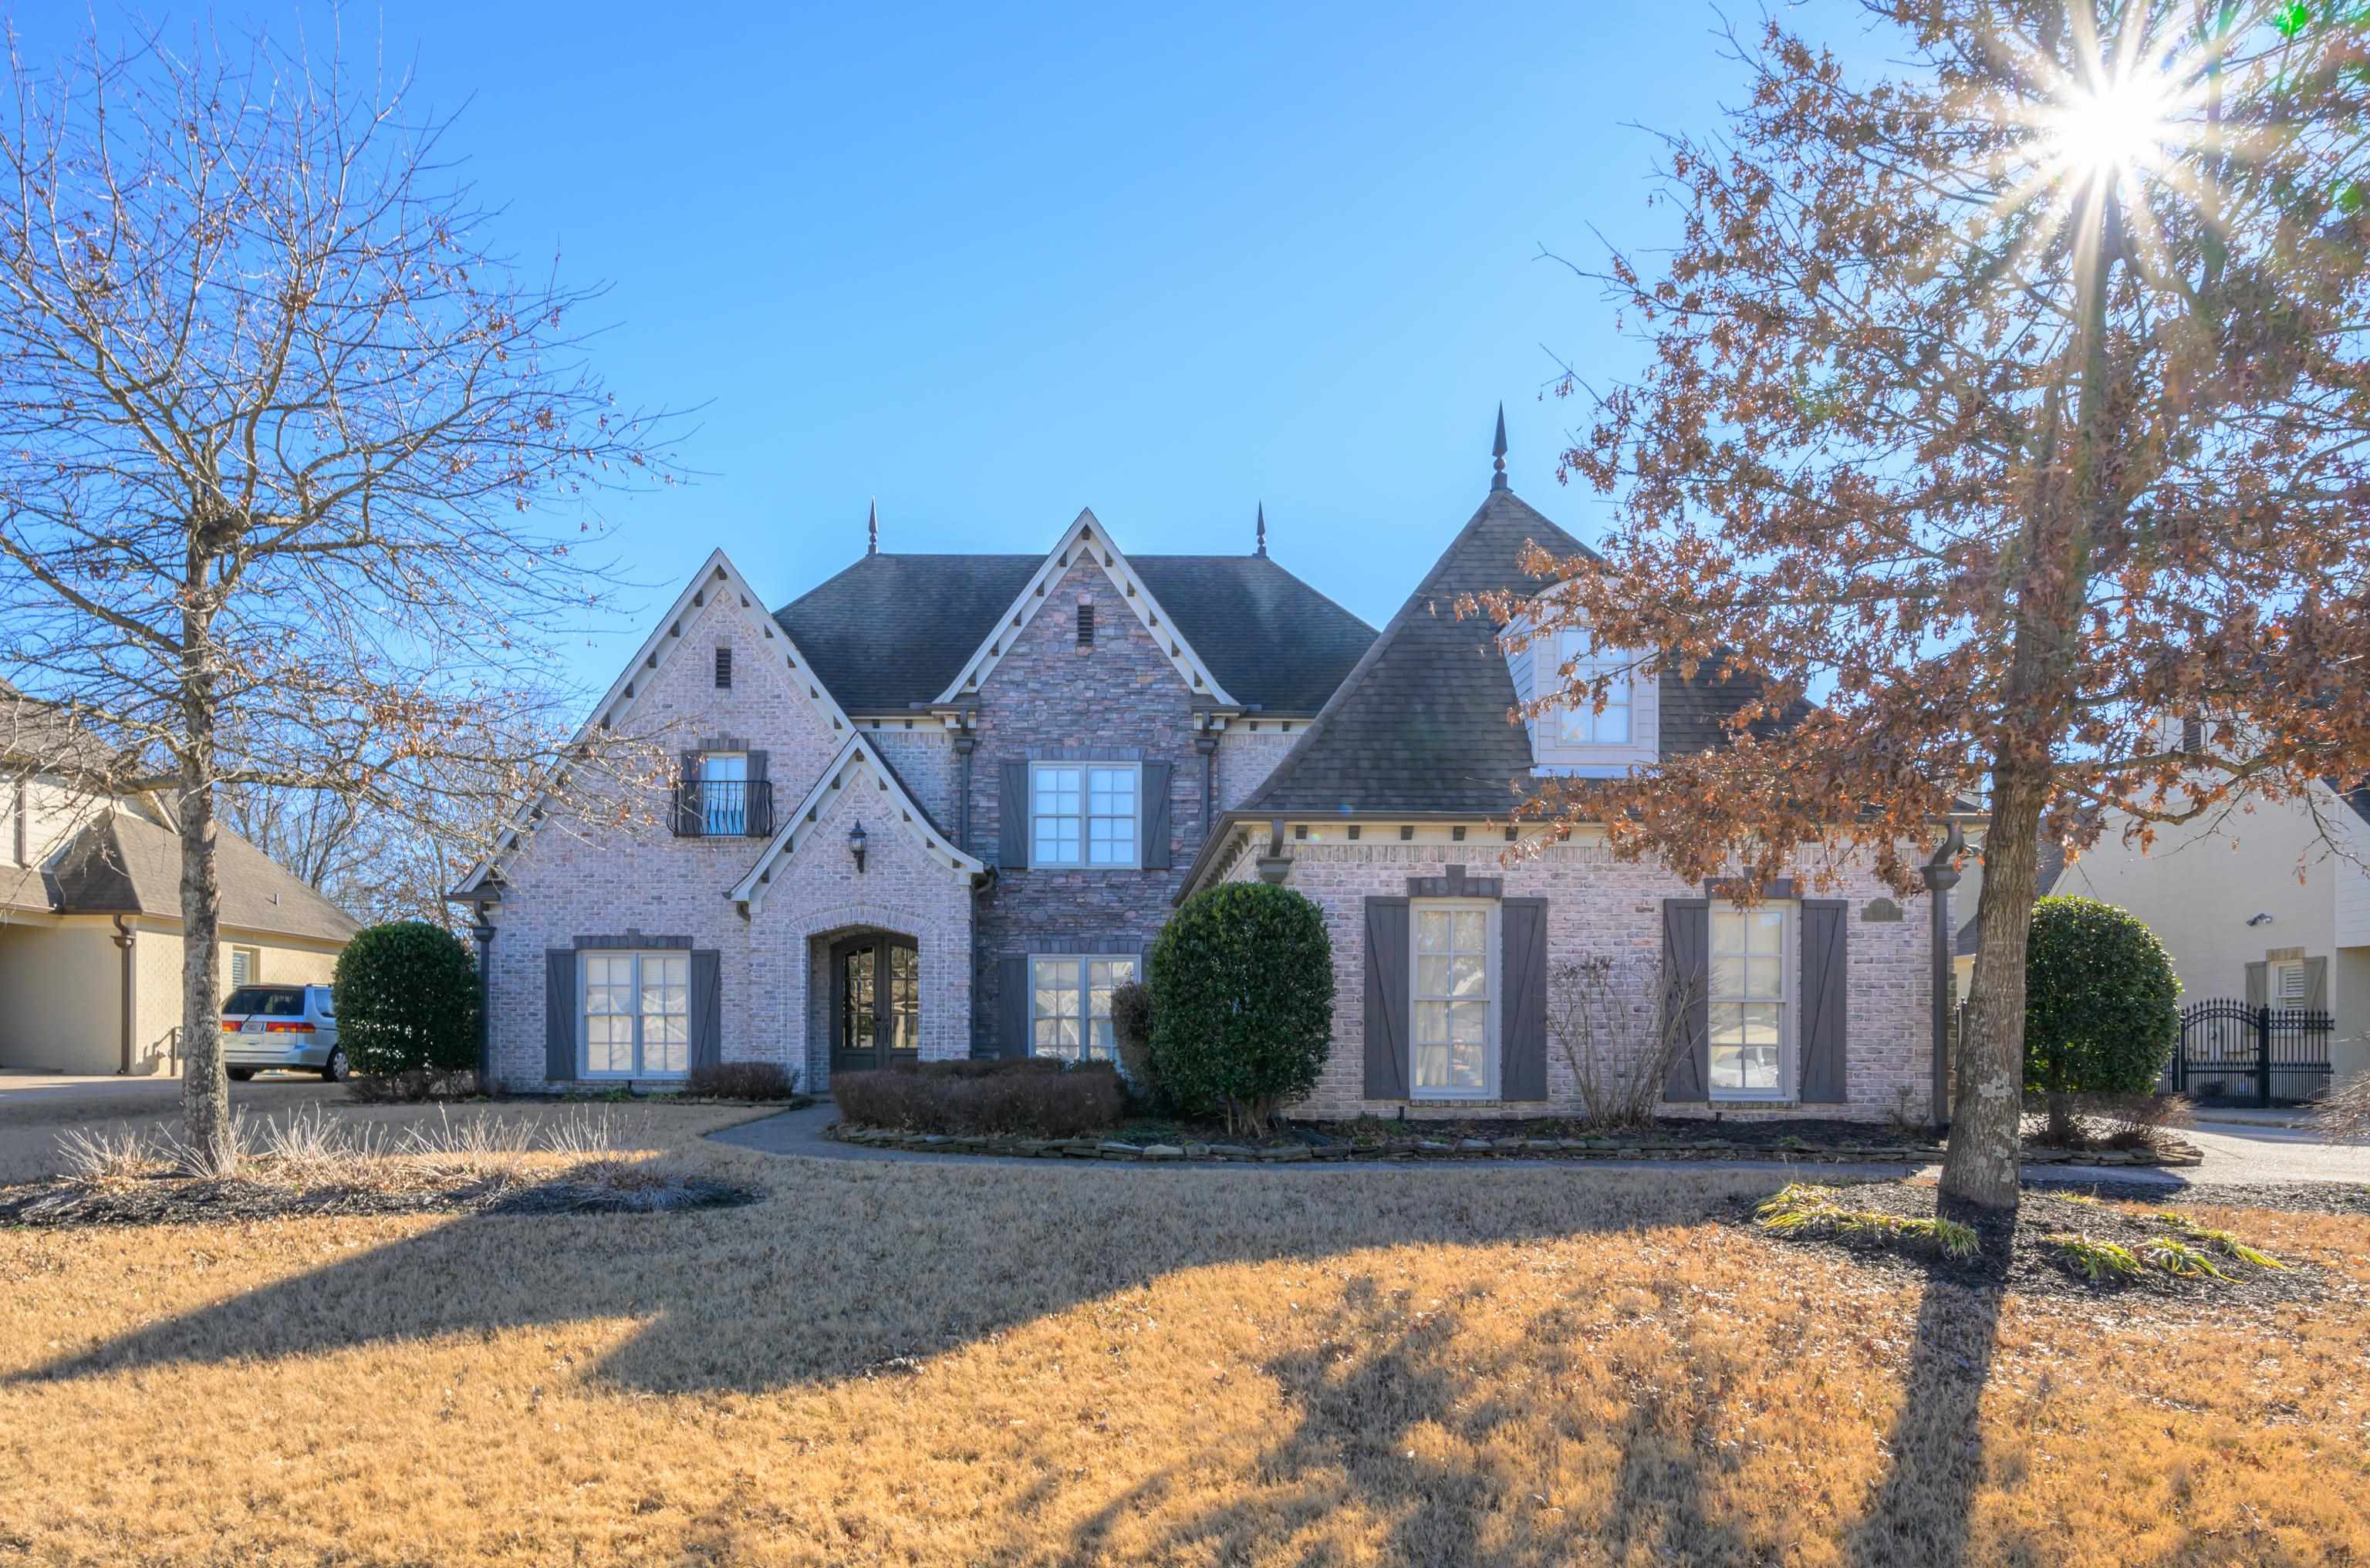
[707,1101,2370,1188]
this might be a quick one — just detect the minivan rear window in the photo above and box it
[224,986,305,1017]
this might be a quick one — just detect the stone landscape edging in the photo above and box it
[822,1122,2206,1168]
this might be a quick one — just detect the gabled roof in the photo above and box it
[729,733,984,912]
[1239,484,1794,818]
[773,530,1375,715]
[453,549,852,899]
[25,808,359,942]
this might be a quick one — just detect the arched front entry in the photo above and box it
[829,931,920,1076]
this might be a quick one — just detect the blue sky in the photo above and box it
[25,2,1866,690]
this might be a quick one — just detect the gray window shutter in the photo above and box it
[1798,899,1848,1103]
[2244,961,2267,1007]
[545,949,576,1082]
[675,751,701,835]
[1501,897,1549,1100]
[999,761,1029,870]
[1362,897,1410,1098]
[2304,956,2329,1011]
[1140,760,1174,869]
[746,750,770,836]
[1661,899,1710,1102]
[999,952,1030,1058]
[689,949,723,1070]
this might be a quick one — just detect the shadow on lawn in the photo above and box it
[1848,1276,2013,1568]
[15,1159,1783,1396]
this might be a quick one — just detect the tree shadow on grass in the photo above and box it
[15,1158,1785,1397]
[1044,1274,1750,1568]
[1847,1274,2010,1568]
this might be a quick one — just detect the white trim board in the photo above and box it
[730,734,985,914]
[930,507,1242,710]
[454,549,856,897]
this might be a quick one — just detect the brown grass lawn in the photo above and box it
[1,1107,2365,1566]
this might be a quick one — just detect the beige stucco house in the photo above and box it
[0,689,360,1076]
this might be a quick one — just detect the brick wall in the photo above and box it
[483,588,974,1087]
[865,725,959,831]
[967,555,1206,1053]
[1225,837,1934,1124]
[1215,725,1301,811]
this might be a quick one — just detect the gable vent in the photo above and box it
[714,646,732,690]
[1076,601,1095,648]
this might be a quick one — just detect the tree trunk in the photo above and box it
[1939,766,2049,1215]
[177,591,232,1172]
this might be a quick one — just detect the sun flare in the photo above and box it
[2045,72,2175,184]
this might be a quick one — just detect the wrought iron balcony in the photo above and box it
[676,777,772,838]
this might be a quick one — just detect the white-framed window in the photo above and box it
[1709,904,1791,1098]
[1031,762,1139,868]
[1412,899,1496,1098]
[1551,627,1632,746]
[2270,957,2310,1006]
[580,949,690,1077]
[228,946,261,990]
[1030,954,1137,1061]
[701,752,748,836]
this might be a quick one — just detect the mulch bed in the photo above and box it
[0,1172,761,1229]
[1740,1177,2344,1307]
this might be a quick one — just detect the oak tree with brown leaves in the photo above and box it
[0,24,677,1166]
[1503,0,2370,1215]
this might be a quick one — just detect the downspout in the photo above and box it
[953,730,976,854]
[1920,824,1966,1130]
[110,915,135,1074]
[1195,730,1218,847]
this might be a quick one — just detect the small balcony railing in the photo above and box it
[676,777,772,838]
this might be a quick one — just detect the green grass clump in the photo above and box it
[2149,1212,2286,1270]
[2140,1236,2232,1280]
[2046,1232,2142,1282]
[1754,1184,1980,1261]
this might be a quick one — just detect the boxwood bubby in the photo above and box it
[1148,882,1334,1137]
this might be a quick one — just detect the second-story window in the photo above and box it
[1551,628,1632,746]
[702,753,748,835]
[1031,762,1137,868]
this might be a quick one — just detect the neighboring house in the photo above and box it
[0,686,361,1075]
[2043,777,2370,1091]
[454,439,1953,1122]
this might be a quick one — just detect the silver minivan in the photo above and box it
[220,984,347,1081]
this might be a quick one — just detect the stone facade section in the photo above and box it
[481,588,970,1089]
[1227,838,1933,1124]
[967,555,1207,1053]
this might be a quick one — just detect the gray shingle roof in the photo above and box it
[772,551,1376,714]
[38,808,360,942]
[1241,484,1799,817]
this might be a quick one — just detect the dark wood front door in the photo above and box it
[831,934,920,1074]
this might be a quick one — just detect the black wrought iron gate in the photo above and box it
[2160,999,2334,1106]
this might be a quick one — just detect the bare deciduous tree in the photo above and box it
[0,23,677,1164]
[1546,951,1703,1131]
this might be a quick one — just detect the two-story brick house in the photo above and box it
[454,437,1953,1122]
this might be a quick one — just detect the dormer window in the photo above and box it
[1515,609,1658,771]
[1551,629,1632,747]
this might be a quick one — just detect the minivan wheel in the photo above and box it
[226,1067,256,1082]
[319,1046,348,1083]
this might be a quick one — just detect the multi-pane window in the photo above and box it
[1709,906,1788,1097]
[1031,763,1137,868]
[1412,902,1493,1096]
[701,753,748,836]
[1030,955,1136,1061]
[582,950,689,1077]
[1552,628,1632,746]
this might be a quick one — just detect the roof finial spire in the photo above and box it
[866,497,878,556]
[1254,501,1268,558]
[1491,403,1509,492]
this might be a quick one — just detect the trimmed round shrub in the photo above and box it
[333,921,482,1077]
[1148,882,1333,1135]
[2024,895,2179,1137]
